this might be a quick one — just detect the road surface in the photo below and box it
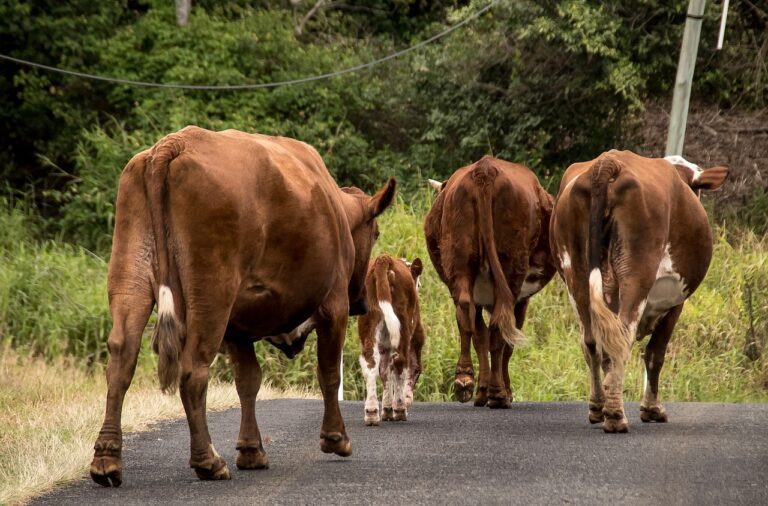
[32,400,768,505]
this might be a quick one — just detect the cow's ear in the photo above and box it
[410,258,423,278]
[692,166,728,191]
[428,179,445,192]
[368,178,396,219]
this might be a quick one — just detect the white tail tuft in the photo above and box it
[379,301,401,349]
[158,285,175,317]
[498,309,528,347]
[588,268,632,367]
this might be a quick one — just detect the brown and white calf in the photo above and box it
[550,150,728,433]
[424,156,556,408]
[357,255,425,425]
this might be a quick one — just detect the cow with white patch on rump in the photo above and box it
[358,255,425,425]
[550,150,728,433]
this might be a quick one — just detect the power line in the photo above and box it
[0,0,499,91]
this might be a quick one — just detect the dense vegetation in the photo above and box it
[0,1,766,401]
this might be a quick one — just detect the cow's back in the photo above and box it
[148,126,352,336]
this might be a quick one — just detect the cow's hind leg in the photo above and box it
[472,309,491,407]
[225,339,269,469]
[581,329,606,424]
[640,304,682,423]
[316,309,352,456]
[91,293,153,487]
[487,327,510,409]
[380,348,395,421]
[360,344,381,426]
[180,310,232,480]
[451,279,478,405]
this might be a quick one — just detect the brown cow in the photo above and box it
[550,150,727,433]
[424,156,556,408]
[357,255,425,425]
[89,126,395,485]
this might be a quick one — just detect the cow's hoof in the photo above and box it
[364,408,380,426]
[90,456,123,488]
[588,402,605,423]
[393,408,407,421]
[454,375,474,403]
[236,446,269,470]
[320,432,352,457]
[640,405,668,423]
[487,395,512,409]
[473,385,488,407]
[194,459,231,480]
[404,389,414,408]
[602,411,629,433]
[381,407,395,421]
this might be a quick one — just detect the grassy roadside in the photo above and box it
[0,347,317,505]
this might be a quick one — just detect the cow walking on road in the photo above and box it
[550,150,727,433]
[90,126,395,485]
[424,156,556,408]
[358,255,425,425]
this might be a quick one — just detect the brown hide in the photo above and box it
[91,126,395,486]
[357,255,425,424]
[423,156,555,407]
[550,149,728,433]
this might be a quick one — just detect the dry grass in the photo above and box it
[0,346,317,506]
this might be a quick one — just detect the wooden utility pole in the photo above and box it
[665,0,707,156]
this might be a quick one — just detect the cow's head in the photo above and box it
[342,178,397,316]
[664,155,729,191]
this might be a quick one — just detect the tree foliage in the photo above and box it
[0,0,765,251]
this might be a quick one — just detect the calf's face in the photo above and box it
[344,179,397,315]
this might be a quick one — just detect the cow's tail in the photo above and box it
[146,133,186,394]
[373,256,401,350]
[587,156,631,368]
[473,157,526,347]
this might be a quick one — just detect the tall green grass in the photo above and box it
[1,196,766,402]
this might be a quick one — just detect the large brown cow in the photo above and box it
[424,156,556,408]
[89,126,395,485]
[358,255,425,425]
[550,150,727,433]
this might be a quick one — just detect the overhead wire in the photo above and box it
[0,0,500,90]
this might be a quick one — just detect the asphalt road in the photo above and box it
[32,400,768,505]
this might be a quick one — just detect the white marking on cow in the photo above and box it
[589,269,603,299]
[628,299,647,340]
[415,275,421,292]
[473,270,495,307]
[520,267,544,299]
[379,301,401,349]
[561,250,572,270]
[359,346,381,418]
[664,155,703,182]
[638,245,689,336]
[158,285,175,317]
[210,443,221,459]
